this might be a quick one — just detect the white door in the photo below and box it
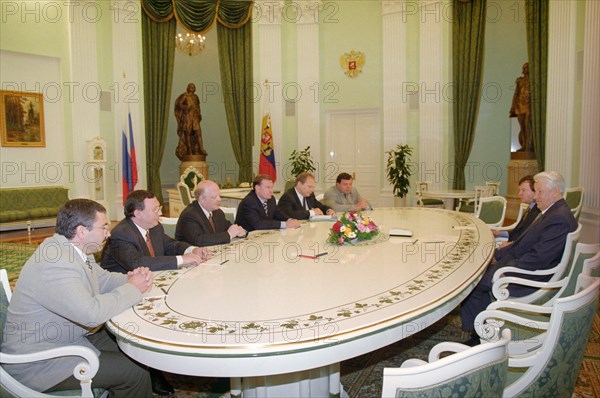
[325,109,381,207]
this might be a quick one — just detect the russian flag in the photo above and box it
[258,113,276,182]
[122,111,137,204]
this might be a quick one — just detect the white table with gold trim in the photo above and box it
[107,208,494,397]
[420,189,476,210]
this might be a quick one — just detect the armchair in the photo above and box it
[456,185,494,214]
[475,196,507,227]
[475,275,599,397]
[564,186,583,221]
[177,166,204,207]
[381,329,511,398]
[491,223,582,304]
[0,269,102,398]
[415,181,444,208]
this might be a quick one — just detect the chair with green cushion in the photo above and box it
[491,223,582,305]
[0,270,106,398]
[564,186,583,221]
[381,329,511,398]
[177,166,205,207]
[475,275,599,397]
[479,241,598,353]
[475,196,507,228]
[415,181,444,208]
[457,185,493,214]
[159,217,178,238]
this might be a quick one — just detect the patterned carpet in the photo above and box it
[1,242,598,397]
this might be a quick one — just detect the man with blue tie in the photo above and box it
[278,172,336,220]
[235,174,301,232]
[461,171,577,345]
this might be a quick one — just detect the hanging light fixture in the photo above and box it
[175,32,206,56]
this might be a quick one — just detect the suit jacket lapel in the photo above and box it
[194,202,212,232]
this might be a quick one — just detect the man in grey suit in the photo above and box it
[460,171,577,345]
[101,190,208,274]
[323,172,371,212]
[1,199,152,396]
[176,180,246,246]
[278,172,336,220]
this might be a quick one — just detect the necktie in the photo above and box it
[303,197,308,210]
[145,231,155,257]
[208,212,216,232]
[263,201,269,215]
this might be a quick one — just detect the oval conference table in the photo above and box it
[107,207,494,397]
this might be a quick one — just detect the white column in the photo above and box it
[382,1,409,200]
[545,0,577,181]
[256,0,284,190]
[67,1,101,198]
[418,0,450,189]
[296,2,321,185]
[579,0,600,242]
[111,1,144,218]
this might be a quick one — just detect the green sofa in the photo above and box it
[0,186,69,231]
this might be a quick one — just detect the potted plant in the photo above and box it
[385,144,413,207]
[285,146,316,191]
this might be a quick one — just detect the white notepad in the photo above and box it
[389,228,413,237]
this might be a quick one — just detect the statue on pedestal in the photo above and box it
[175,83,208,161]
[510,63,534,153]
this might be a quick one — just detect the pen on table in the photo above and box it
[412,239,419,245]
[220,259,229,265]
[160,287,168,295]
[298,254,317,260]
[315,252,328,258]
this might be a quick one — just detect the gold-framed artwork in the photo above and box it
[0,90,46,147]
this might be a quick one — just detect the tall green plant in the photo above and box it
[386,144,413,198]
[288,146,316,177]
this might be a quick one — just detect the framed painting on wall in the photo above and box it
[0,90,46,147]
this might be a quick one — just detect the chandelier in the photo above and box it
[175,32,206,56]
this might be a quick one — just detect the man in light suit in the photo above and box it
[176,180,246,246]
[1,199,153,397]
[461,171,577,345]
[278,172,336,220]
[493,174,540,245]
[101,190,208,274]
[235,174,301,232]
[323,172,371,212]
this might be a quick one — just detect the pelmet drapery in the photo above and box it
[141,14,176,204]
[452,0,487,189]
[140,0,254,193]
[526,0,548,171]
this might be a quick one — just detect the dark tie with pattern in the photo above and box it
[208,212,216,232]
[303,197,308,210]
[145,231,155,257]
[262,201,269,215]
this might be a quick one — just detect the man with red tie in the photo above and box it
[100,189,209,395]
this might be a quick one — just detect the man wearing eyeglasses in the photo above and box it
[100,189,209,395]
[101,190,209,274]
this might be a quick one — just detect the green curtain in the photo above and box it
[140,0,254,189]
[141,13,176,204]
[217,22,254,182]
[452,0,488,189]
[526,0,548,171]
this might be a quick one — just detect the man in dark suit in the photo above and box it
[100,190,209,395]
[278,172,336,220]
[493,174,540,244]
[176,180,246,246]
[461,171,578,345]
[235,174,301,232]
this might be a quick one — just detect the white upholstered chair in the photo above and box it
[381,329,511,398]
[475,195,507,228]
[0,270,103,398]
[564,186,584,221]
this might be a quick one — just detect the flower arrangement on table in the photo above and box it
[327,211,379,245]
